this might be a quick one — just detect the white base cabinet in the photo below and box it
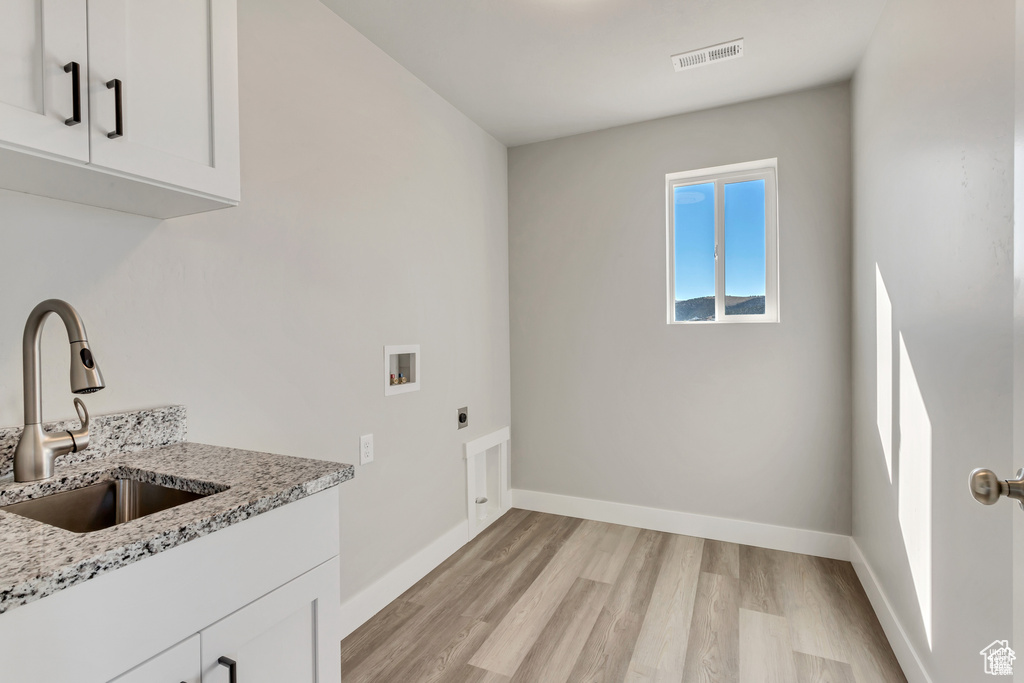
[112,559,340,683]
[0,488,341,683]
[202,559,340,683]
[110,635,201,683]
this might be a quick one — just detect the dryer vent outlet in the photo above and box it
[672,38,744,72]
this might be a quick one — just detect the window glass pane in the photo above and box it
[673,182,716,322]
[724,179,766,315]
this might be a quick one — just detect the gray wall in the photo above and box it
[851,0,1014,678]
[0,0,511,601]
[508,84,852,534]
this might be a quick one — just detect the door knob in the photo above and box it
[969,468,1024,509]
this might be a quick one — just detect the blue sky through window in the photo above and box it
[724,179,766,299]
[673,183,715,301]
[673,179,766,303]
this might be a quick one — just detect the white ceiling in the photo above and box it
[320,0,888,147]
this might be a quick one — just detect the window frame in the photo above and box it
[666,158,779,324]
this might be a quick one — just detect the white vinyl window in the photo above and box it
[666,158,779,323]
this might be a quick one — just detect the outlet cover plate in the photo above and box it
[458,407,469,430]
[359,434,374,465]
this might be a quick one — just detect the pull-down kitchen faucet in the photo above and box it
[13,300,104,482]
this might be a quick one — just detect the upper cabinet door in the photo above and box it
[87,0,240,201]
[0,0,89,161]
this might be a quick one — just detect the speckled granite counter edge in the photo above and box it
[0,462,352,614]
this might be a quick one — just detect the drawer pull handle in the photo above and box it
[106,79,123,139]
[218,655,237,683]
[63,62,81,126]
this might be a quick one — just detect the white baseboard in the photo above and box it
[338,519,469,640]
[511,489,851,561]
[849,539,932,683]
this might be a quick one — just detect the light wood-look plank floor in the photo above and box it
[340,509,906,683]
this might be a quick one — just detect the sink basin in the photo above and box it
[0,479,210,533]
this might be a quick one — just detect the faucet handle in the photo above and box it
[73,397,89,429]
[67,398,91,452]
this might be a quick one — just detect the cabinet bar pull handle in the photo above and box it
[106,79,123,139]
[218,656,237,683]
[63,62,81,126]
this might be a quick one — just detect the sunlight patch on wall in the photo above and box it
[898,332,932,649]
[876,265,893,482]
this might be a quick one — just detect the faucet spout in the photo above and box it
[14,300,104,482]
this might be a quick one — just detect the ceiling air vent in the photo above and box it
[671,39,744,72]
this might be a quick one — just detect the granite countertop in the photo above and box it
[0,411,353,615]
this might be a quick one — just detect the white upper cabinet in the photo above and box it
[87,0,239,202]
[0,0,239,218]
[0,0,89,161]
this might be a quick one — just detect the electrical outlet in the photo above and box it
[457,407,469,430]
[359,434,374,465]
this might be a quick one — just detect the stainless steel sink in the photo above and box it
[0,479,210,534]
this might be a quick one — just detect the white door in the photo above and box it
[1006,2,1024,679]
[0,0,89,161]
[200,559,341,683]
[86,0,239,200]
[983,5,1024,679]
[966,161,1023,674]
